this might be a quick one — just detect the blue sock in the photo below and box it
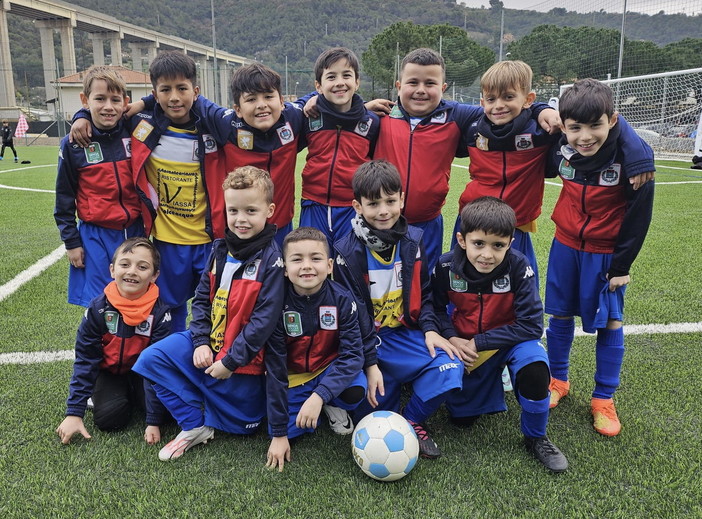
[518,393,550,439]
[593,327,625,400]
[403,393,445,424]
[169,304,188,333]
[546,317,575,381]
[153,383,203,430]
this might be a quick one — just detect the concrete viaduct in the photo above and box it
[0,0,252,109]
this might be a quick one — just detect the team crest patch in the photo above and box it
[430,111,447,124]
[237,130,254,150]
[515,133,534,150]
[492,275,511,293]
[203,134,218,154]
[599,163,621,186]
[559,159,575,180]
[122,138,132,157]
[277,123,294,145]
[309,115,323,132]
[243,259,261,280]
[135,315,154,337]
[104,311,119,334]
[133,120,154,142]
[84,142,103,164]
[354,118,372,137]
[476,133,489,151]
[284,311,303,336]
[389,105,404,118]
[449,271,468,292]
[319,306,338,330]
[394,262,403,287]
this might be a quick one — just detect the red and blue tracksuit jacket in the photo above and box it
[332,225,439,338]
[458,108,557,227]
[301,94,380,207]
[189,95,307,230]
[55,120,141,250]
[65,293,171,423]
[432,248,543,351]
[188,238,285,374]
[547,122,655,277]
[266,279,368,428]
[73,106,228,239]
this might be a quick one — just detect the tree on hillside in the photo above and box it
[361,21,494,96]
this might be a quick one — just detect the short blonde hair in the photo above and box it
[222,166,274,204]
[82,66,128,98]
[480,60,533,97]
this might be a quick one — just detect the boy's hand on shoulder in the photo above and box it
[449,337,478,370]
[303,95,319,118]
[365,98,394,117]
[144,425,161,445]
[629,171,655,190]
[66,247,85,269]
[125,99,145,118]
[365,364,384,408]
[193,345,213,368]
[56,416,91,445]
[537,108,562,135]
[296,393,323,430]
[424,330,458,360]
[607,274,630,291]
[266,436,291,472]
[205,360,233,379]
[69,119,93,148]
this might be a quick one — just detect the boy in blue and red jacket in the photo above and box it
[56,238,171,445]
[133,166,287,466]
[55,66,144,307]
[299,47,380,246]
[264,228,372,471]
[333,160,463,460]
[545,79,655,438]
[433,197,567,472]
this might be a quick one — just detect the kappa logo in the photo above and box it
[277,123,294,145]
[515,133,534,150]
[162,312,172,323]
[524,265,535,278]
[203,134,217,153]
[273,256,284,268]
[122,138,132,157]
[599,163,621,186]
[493,275,511,293]
[350,301,357,314]
[133,120,154,142]
[319,306,338,330]
[223,108,234,117]
[336,256,346,266]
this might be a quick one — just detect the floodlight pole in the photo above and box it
[617,0,627,79]
[498,7,505,61]
[211,0,218,105]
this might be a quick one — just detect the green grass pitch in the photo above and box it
[1,146,701,518]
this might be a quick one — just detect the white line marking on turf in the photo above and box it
[0,245,65,302]
[0,183,54,193]
[0,350,74,365]
[0,164,57,173]
[2,322,700,366]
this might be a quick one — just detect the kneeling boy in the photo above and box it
[56,238,171,445]
[133,166,286,465]
[432,196,568,472]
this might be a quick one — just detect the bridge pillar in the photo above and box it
[0,2,16,106]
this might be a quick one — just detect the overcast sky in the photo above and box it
[458,0,698,15]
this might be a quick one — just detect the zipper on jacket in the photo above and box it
[110,135,131,226]
[326,126,343,205]
[404,130,415,214]
[117,335,126,374]
[499,152,508,199]
[477,292,484,334]
[578,183,591,250]
[304,295,317,372]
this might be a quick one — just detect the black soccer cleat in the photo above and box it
[407,419,441,459]
[524,436,568,473]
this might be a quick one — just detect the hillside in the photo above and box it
[6,0,702,103]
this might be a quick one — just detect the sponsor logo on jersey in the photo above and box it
[559,159,575,180]
[309,115,323,132]
[319,306,338,330]
[104,311,119,333]
[449,271,468,292]
[284,311,303,336]
[84,142,103,163]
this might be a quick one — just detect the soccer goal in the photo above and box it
[560,68,702,160]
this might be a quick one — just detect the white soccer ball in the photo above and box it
[351,410,419,481]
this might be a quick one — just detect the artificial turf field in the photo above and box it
[1,145,701,518]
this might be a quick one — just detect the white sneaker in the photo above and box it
[502,366,513,392]
[322,405,353,435]
[158,425,214,461]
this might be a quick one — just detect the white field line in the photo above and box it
[0,164,56,173]
[2,322,701,366]
[0,245,65,302]
[0,183,54,193]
